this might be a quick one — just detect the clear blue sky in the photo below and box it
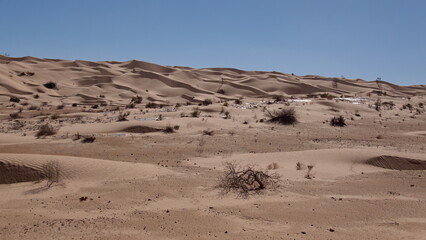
[1,0,425,85]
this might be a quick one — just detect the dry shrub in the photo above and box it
[43,81,57,89]
[9,112,20,119]
[191,108,201,118]
[267,162,279,170]
[296,162,305,170]
[202,129,214,136]
[163,125,175,133]
[330,116,346,127]
[305,165,314,179]
[117,111,130,121]
[218,162,280,198]
[267,108,297,125]
[10,96,20,103]
[82,136,96,143]
[36,123,56,138]
[41,161,61,187]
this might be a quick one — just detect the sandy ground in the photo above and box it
[0,56,426,239]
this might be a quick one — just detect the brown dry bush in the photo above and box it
[35,123,56,138]
[218,162,280,198]
[330,116,346,127]
[267,108,297,125]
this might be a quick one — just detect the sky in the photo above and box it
[1,0,425,86]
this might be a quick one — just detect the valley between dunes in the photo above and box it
[0,55,425,239]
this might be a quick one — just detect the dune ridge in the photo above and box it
[1,55,425,106]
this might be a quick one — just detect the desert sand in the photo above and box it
[0,55,425,239]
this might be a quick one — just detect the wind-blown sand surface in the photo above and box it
[0,55,425,239]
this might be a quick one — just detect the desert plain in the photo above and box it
[0,55,425,239]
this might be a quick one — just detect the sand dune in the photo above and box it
[1,55,425,105]
[1,55,425,240]
[0,153,174,184]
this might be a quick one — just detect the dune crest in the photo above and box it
[1,55,425,105]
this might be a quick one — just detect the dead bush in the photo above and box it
[267,107,297,125]
[218,162,280,198]
[41,161,61,187]
[35,123,56,138]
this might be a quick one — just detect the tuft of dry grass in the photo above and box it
[41,161,61,187]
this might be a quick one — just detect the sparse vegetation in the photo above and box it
[41,161,61,187]
[43,81,57,89]
[202,99,213,106]
[267,108,297,125]
[375,98,382,111]
[35,123,56,138]
[402,103,413,111]
[10,96,20,103]
[163,125,175,133]
[203,129,214,136]
[131,95,143,104]
[223,111,231,119]
[117,111,130,121]
[234,98,242,105]
[330,116,346,127]
[218,161,280,198]
[9,112,20,119]
[305,165,314,179]
[267,162,279,170]
[217,89,225,94]
[296,162,305,170]
[320,93,334,100]
[82,136,96,143]
[191,108,201,118]
[146,102,164,108]
[382,101,395,110]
